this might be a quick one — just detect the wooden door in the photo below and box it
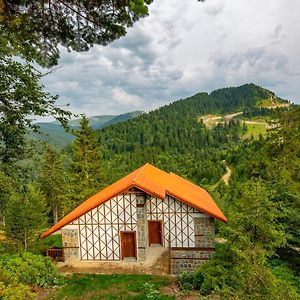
[121,232,136,259]
[148,221,162,245]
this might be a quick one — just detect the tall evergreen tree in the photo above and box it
[68,115,103,210]
[5,185,47,252]
[38,146,65,224]
[189,179,298,299]
[0,170,13,225]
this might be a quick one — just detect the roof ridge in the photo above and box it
[132,163,149,183]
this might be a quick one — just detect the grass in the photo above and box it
[240,116,271,122]
[30,234,63,254]
[47,274,175,300]
[43,234,63,248]
[242,123,267,140]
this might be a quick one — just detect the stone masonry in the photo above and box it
[194,216,215,248]
[170,249,214,274]
[136,194,148,261]
[170,215,215,274]
[61,228,79,262]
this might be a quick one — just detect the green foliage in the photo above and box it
[0,252,63,288]
[243,106,290,118]
[242,123,267,140]
[5,184,48,252]
[179,244,299,299]
[32,234,63,256]
[0,55,71,164]
[42,234,63,250]
[180,107,300,299]
[66,116,103,211]
[38,146,66,224]
[47,273,172,300]
[0,282,35,300]
[143,282,160,299]
[95,84,286,187]
[0,241,17,256]
[270,259,300,294]
[0,0,152,67]
[178,272,198,291]
[0,170,13,222]
[229,107,300,249]
[29,111,144,148]
[223,179,287,256]
[210,83,288,112]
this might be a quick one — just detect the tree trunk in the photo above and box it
[53,205,58,224]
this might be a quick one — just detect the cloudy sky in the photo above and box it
[42,0,300,117]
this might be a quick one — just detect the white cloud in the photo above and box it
[112,87,143,107]
[41,0,300,118]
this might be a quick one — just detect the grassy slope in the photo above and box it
[242,123,267,139]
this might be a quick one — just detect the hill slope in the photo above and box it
[30,110,145,148]
[97,83,290,186]
[98,83,289,153]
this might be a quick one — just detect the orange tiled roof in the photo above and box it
[41,163,227,238]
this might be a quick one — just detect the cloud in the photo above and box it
[112,87,143,107]
[203,1,224,16]
[40,0,300,119]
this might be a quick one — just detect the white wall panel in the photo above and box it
[78,193,137,261]
[147,195,198,247]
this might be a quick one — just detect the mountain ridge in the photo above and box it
[29,110,145,148]
[31,84,291,148]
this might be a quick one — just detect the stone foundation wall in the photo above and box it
[61,228,79,262]
[170,249,214,274]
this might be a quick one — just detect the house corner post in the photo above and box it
[61,228,80,262]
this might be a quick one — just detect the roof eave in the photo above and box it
[165,191,228,223]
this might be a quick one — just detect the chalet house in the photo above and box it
[41,163,227,274]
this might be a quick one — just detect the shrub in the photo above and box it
[177,245,300,299]
[178,272,198,291]
[143,282,160,299]
[0,252,63,288]
[0,283,35,300]
[0,241,17,255]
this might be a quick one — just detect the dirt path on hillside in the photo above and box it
[222,160,232,185]
[224,111,243,120]
[243,120,267,125]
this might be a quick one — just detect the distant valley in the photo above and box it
[29,110,145,148]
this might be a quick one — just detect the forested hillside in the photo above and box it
[183,107,300,299]
[1,83,298,299]
[29,110,145,148]
[98,83,290,186]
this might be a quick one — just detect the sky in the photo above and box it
[41,0,300,118]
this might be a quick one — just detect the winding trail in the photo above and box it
[222,160,232,185]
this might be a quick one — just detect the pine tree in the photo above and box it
[191,179,296,299]
[5,185,47,252]
[38,146,65,224]
[0,170,13,225]
[68,115,103,210]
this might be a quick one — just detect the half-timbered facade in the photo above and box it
[42,163,227,274]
